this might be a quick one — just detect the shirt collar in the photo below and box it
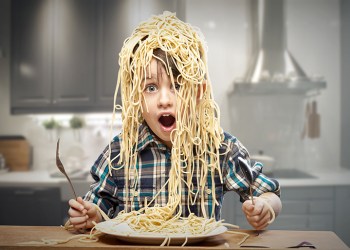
[136,123,169,152]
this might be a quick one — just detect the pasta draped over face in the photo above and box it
[109,11,224,232]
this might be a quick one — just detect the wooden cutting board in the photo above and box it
[0,136,31,171]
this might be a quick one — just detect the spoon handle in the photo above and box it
[238,157,255,205]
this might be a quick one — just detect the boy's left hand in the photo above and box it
[242,197,272,230]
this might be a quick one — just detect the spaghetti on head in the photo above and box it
[112,11,224,222]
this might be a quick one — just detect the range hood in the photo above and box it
[232,0,326,95]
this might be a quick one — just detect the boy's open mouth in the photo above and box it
[159,114,175,128]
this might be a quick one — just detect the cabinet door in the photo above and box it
[11,0,53,113]
[335,186,350,247]
[10,0,184,114]
[52,0,96,109]
[95,0,138,109]
[222,186,335,231]
[272,187,334,230]
[0,187,62,226]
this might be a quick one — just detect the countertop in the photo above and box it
[274,168,350,187]
[0,226,348,249]
[0,170,92,200]
[1,168,350,188]
[0,170,62,187]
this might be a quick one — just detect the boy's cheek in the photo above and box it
[196,83,207,100]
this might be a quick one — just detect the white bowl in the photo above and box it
[250,154,275,174]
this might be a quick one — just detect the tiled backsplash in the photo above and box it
[23,114,122,171]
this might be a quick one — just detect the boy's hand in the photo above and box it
[68,197,102,229]
[242,197,272,230]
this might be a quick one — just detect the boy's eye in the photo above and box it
[174,83,180,91]
[145,84,157,92]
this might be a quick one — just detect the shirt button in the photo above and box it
[133,190,139,196]
[206,188,212,194]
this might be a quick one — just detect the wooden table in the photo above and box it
[0,226,348,249]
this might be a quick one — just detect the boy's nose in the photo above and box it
[158,88,173,108]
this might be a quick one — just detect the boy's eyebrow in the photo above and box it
[143,74,157,81]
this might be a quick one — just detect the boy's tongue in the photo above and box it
[159,115,175,128]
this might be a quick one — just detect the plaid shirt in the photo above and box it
[84,123,280,220]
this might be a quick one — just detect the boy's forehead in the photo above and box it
[141,58,167,78]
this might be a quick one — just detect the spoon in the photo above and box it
[56,139,78,200]
[238,156,255,205]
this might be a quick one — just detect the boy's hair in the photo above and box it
[152,48,181,80]
[111,12,223,218]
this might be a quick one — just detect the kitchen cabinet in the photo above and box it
[95,0,139,108]
[221,185,350,247]
[51,0,97,110]
[10,0,121,114]
[223,186,335,230]
[11,0,103,114]
[0,186,62,226]
[335,186,350,247]
[10,0,52,111]
[10,0,183,114]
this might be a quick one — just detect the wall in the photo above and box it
[286,0,340,170]
[341,0,350,168]
[0,0,345,171]
[186,0,341,170]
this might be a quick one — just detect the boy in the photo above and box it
[68,12,281,231]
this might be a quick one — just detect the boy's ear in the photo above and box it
[197,81,207,100]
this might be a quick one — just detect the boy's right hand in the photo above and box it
[68,197,102,229]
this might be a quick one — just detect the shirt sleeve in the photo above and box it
[223,136,281,202]
[83,137,120,218]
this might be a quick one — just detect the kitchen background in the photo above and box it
[0,0,349,246]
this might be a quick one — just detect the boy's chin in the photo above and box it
[159,138,172,148]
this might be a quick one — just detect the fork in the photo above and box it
[56,139,78,200]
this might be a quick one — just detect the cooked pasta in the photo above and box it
[110,10,223,224]
[105,10,255,241]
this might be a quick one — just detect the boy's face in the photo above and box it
[141,58,178,148]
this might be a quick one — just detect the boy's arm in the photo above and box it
[259,192,282,216]
[83,139,120,219]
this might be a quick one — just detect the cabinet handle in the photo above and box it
[14,190,35,196]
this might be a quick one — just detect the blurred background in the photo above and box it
[0,0,349,246]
